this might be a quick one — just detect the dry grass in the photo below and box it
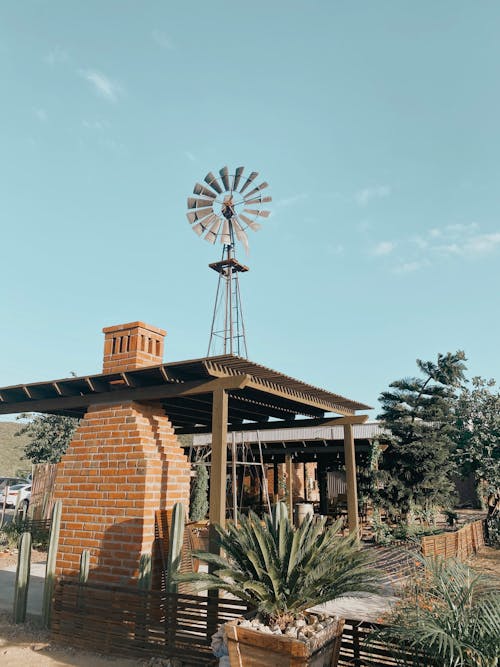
[0,422,30,477]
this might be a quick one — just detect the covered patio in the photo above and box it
[0,352,371,537]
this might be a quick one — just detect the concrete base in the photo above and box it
[0,561,46,617]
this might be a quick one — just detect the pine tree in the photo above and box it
[190,463,209,522]
[377,351,466,519]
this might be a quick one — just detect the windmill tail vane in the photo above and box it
[186,166,272,357]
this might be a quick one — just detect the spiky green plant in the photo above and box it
[176,503,379,629]
[376,556,500,667]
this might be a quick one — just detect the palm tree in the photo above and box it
[176,504,380,629]
[376,556,500,667]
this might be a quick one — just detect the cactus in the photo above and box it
[138,553,152,590]
[165,503,185,593]
[13,531,32,623]
[272,501,288,531]
[79,549,90,584]
[42,499,62,628]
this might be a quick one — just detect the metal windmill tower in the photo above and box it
[186,166,271,357]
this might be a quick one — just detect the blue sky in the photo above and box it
[1,1,500,419]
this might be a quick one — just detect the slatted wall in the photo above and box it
[420,519,485,559]
[52,580,248,665]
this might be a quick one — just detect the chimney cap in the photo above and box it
[102,321,167,336]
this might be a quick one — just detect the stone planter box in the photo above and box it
[225,617,345,667]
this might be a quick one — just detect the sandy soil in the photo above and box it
[0,612,177,667]
[467,546,500,585]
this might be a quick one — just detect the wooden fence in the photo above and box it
[420,519,485,559]
[338,619,435,667]
[52,579,248,665]
[29,463,57,520]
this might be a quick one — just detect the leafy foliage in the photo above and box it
[189,463,209,522]
[377,556,500,667]
[176,503,380,628]
[0,521,50,550]
[16,413,79,464]
[377,351,467,518]
[454,377,500,502]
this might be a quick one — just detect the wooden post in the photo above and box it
[343,423,359,535]
[285,455,293,522]
[317,460,328,515]
[209,386,228,554]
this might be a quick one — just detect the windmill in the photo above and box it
[186,166,271,357]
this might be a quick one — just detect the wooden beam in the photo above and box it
[343,423,359,536]
[209,386,229,553]
[0,374,250,416]
[176,414,369,435]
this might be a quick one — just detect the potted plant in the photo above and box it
[177,503,380,666]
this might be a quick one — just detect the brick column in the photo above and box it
[52,322,191,584]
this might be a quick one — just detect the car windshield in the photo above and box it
[8,484,25,491]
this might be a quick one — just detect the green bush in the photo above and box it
[0,521,49,550]
[376,556,500,666]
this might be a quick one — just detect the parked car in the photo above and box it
[0,483,31,510]
[0,476,28,489]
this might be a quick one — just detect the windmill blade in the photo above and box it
[204,171,223,194]
[239,171,258,194]
[232,217,249,254]
[186,208,213,224]
[239,213,262,232]
[192,219,212,235]
[187,197,215,210]
[193,183,216,199]
[219,166,230,191]
[204,217,223,244]
[232,166,244,192]
[243,195,272,206]
[243,182,269,200]
[220,219,231,245]
[244,208,271,218]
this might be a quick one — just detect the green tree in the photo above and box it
[377,351,466,519]
[16,413,79,463]
[454,377,500,504]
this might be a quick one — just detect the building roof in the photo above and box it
[0,355,371,432]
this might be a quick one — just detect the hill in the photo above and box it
[0,421,31,477]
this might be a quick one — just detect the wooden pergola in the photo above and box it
[0,354,371,537]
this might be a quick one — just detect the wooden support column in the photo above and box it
[317,459,328,515]
[343,423,359,535]
[209,386,228,554]
[285,454,293,522]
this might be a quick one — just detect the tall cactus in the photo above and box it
[13,531,32,623]
[272,501,289,531]
[165,503,185,593]
[138,553,152,590]
[42,500,62,628]
[79,549,90,584]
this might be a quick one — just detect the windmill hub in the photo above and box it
[186,166,272,357]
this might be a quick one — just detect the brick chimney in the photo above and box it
[102,321,166,374]
[53,321,190,586]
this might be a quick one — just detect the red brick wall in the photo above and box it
[53,401,190,584]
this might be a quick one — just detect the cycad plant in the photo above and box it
[377,556,500,667]
[176,503,379,629]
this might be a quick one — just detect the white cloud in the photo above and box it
[152,30,175,49]
[82,119,108,130]
[34,107,47,122]
[45,47,68,65]
[80,70,122,102]
[274,193,308,208]
[372,241,395,256]
[393,261,423,274]
[356,185,391,206]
